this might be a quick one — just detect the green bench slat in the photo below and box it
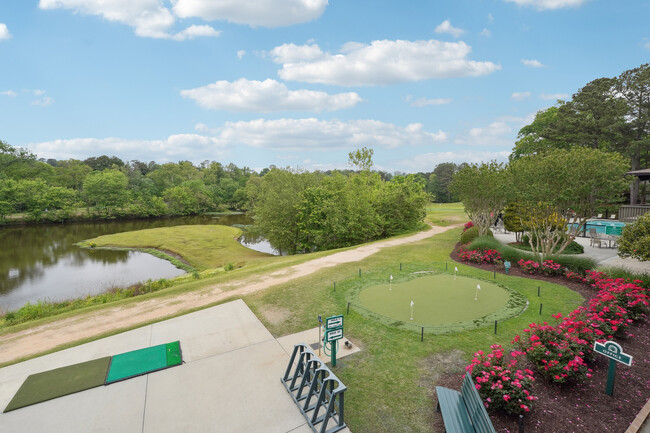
[461,372,497,433]
[435,372,496,433]
[435,387,474,433]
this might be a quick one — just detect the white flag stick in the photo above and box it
[410,300,414,320]
[475,283,481,301]
[454,266,458,280]
[389,274,393,291]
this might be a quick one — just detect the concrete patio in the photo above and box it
[0,299,354,433]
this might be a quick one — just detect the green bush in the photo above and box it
[517,237,583,255]
[597,267,650,289]
[469,236,536,263]
[460,226,492,245]
[545,254,596,275]
[468,236,596,275]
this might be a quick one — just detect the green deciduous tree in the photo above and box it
[617,213,650,261]
[83,169,129,215]
[449,162,512,236]
[510,148,629,257]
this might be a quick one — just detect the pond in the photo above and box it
[0,214,277,312]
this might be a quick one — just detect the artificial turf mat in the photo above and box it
[105,341,182,384]
[3,357,111,413]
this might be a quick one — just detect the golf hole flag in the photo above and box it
[477,284,481,290]
[410,300,414,307]
[454,266,458,273]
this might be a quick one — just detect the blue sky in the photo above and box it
[1,0,649,173]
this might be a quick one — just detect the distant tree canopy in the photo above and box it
[510,63,650,204]
[0,145,257,223]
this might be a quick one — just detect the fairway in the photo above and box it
[359,274,510,326]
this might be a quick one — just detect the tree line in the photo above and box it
[0,143,254,222]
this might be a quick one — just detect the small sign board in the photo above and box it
[605,226,623,236]
[594,340,633,366]
[325,315,343,330]
[325,328,343,342]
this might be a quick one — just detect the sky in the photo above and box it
[0,0,649,174]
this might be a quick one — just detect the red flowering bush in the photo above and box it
[466,345,537,415]
[518,259,539,274]
[514,322,593,384]
[459,248,502,264]
[463,221,474,232]
[540,260,564,276]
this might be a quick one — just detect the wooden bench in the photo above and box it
[435,371,497,433]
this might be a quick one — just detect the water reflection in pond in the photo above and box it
[0,214,276,312]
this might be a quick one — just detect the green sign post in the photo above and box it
[593,340,633,396]
[324,315,344,367]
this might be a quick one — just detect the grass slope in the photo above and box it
[79,225,270,270]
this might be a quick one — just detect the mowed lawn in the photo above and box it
[80,225,271,270]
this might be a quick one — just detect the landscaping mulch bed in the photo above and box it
[431,246,650,433]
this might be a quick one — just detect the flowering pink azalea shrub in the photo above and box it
[466,345,537,415]
[540,260,564,276]
[514,323,593,384]
[517,259,539,274]
[459,248,502,264]
[463,221,474,232]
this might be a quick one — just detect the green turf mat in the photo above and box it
[4,357,111,413]
[105,341,182,384]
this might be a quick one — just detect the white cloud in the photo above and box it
[171,25,221,41]
[504,0,589,11]
[540,93,569,100]
[32,96,54,106]
[0,23,11,40]
[30,134,228,163]
[38,0,220,40]
[434,20,464,38]
[237,50,246,59]
[521,59,544,68]
[270,40,500,86]
[397,150,511,172]
[511,91,531,101]
[30,119,447,162]
[488,13,494,23]
[172,0,328,27]
[1,90,17,97]
[211,118,447,150]
[643,39,650,50]
[406,95,452,107]
[453,115,531,148]
[479,28,492,37]
[180,78,361,112]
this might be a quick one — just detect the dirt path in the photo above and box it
[0,224,460,365]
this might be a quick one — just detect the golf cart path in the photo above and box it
[0,224,460,365]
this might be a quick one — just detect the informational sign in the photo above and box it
[593,341,633,366]
[325,328,343,342]
[593,340,633,397]
[326,315,343,330]
[605,226,623,236]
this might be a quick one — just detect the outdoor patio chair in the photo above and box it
[596,214,603,219]
[591,237,603,248]
[610,214,616,220]
[588,228,598,238]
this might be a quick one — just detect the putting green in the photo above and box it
[359,275,510,326]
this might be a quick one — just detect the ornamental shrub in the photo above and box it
[466,345,537,415]
[460,226,492,245]
[459,248,502,265]
[514,323,593,384]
